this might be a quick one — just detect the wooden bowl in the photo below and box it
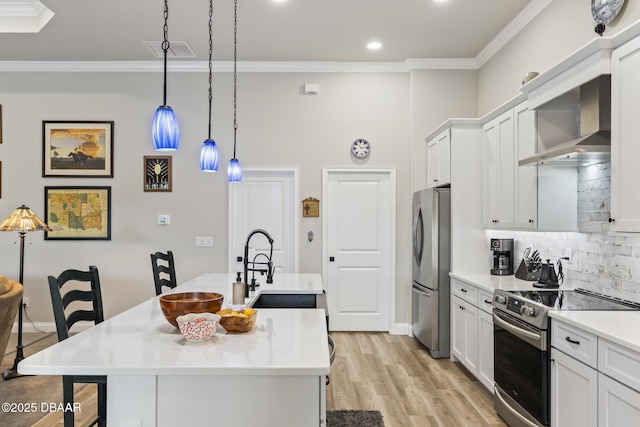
[159,292,224,327]
[217,308,258,333]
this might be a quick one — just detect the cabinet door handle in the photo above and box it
[529,219,534,223]
[484,299,492,304]
[609,217,615,223]
[565,336,580,345]
[461,288,467,293]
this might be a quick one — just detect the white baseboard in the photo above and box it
[390,322,412,336]
[13,322,92,334]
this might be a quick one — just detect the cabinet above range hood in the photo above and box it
[519,75,611,166]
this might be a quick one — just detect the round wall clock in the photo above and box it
[592,0,625,36]
[351,139,371,158]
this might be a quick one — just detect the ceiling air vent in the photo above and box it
[142,41,196,58]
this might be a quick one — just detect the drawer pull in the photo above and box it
[565,336,580,345]
[461,288,467,293]
[484,299,492,304]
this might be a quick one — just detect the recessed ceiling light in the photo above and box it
[367,42,382,50]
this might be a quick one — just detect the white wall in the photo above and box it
[478,0,640,115]
[0,69,431,327]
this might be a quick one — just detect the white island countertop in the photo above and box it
[18,273,329,377]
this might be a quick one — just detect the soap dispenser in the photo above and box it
[232,272,245,305]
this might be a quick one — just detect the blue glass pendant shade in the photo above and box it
[227,158,242,182]
[152,105,180,151]
[200,139,219,172]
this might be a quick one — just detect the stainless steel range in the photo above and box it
[492,288,640,427]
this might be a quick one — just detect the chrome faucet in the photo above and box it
[243,229,274,295]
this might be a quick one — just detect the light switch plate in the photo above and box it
[158,215,170,225]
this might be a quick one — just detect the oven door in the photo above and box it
[493,310,549,427]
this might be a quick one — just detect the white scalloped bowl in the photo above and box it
[176,312,221,343]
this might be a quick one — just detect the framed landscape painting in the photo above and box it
[44,186,111,240]
[43,121,114,177]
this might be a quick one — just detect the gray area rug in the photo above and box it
[327,410,385,427]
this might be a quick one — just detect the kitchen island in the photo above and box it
[19,273,330,427]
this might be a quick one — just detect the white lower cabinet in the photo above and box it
[550,347,598,427]
[450,278,493,392]
[599,373,640,426]
[452,295,478,374]
[478,309,494,391]
[551,319,640,426]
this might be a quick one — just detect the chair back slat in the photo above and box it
[151,251,177,295]
[48,265,104,343]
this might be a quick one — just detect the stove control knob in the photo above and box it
[494,295,506,305]
[520,306,536,317]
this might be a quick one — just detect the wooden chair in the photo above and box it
[48,266,107,427]
[151,250,177,295]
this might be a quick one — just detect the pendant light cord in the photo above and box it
[162,0,170,106]
[207,0,213,139]
[232,0,238,158]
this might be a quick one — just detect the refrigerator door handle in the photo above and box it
[412,285,432,298]
[413,207,424,266]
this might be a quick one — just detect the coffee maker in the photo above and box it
[491,238,514,275]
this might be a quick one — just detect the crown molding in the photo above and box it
[476,0,553,67]
[0,0,54,33]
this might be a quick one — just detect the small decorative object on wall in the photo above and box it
[43,121,114,178]
[144,156,172,192]
[302,197,320,217]
[44,186,111,240]
[351,138,371,158]
[592,0,625,36]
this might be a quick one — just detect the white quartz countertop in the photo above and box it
[549,310,640,354]
[19,273,329,376]
[449,271,577,293]
[451,271,640,353]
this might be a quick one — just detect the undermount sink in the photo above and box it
[250,292,329,331]
[249,293,317,309]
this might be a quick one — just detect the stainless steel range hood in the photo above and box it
[519,75,611,166]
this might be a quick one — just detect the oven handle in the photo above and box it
[494,386,541,427]
[493,311,545,350]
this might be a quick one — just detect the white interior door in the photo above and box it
[323,169,395,331]
[228,168,299,277]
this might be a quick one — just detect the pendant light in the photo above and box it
[227,0,242,182]
[200,0,219,171]
[152,0,180,151]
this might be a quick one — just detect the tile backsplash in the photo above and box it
[489,163,640,302]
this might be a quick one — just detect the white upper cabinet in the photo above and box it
[426,128,451,188]
[514,103,538,230]
[611,35,640,232]
[482,109,515,228]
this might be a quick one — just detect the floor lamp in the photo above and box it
[0,205,50,380]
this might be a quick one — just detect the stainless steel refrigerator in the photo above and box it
[412,187,451,358]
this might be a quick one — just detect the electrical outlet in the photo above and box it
[564,248,572,264]
[23,297,29,308]
[195,236,213,247]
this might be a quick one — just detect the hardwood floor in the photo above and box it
[327,332,507,427]
[29,332,506,426]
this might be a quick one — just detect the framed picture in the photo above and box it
[144,156,172,192]
[44,186,111,240]
[43,121,114,177]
